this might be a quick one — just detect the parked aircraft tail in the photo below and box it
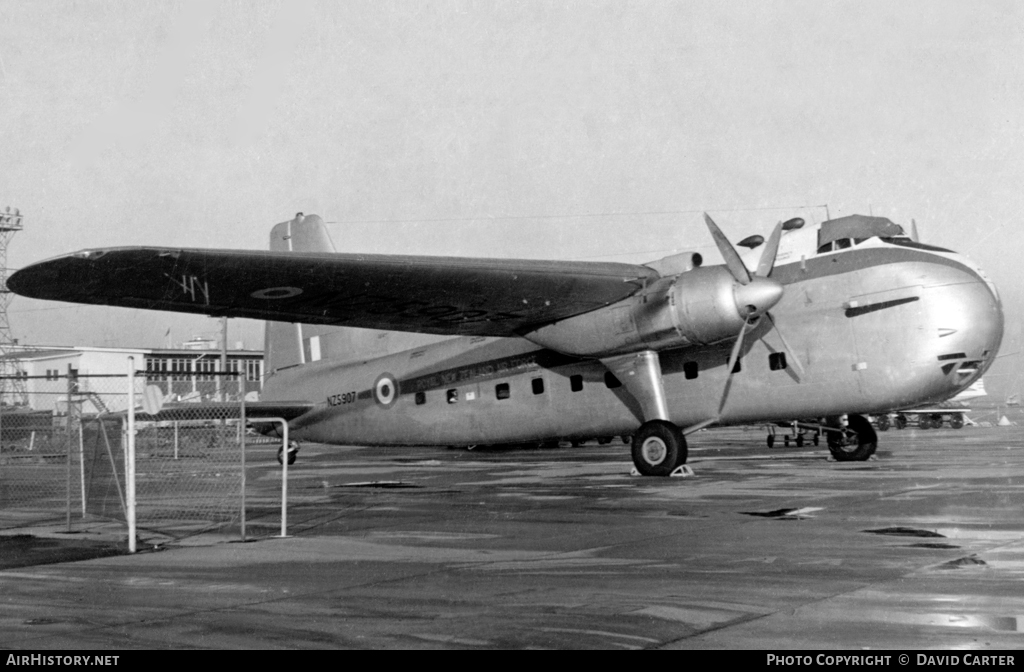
[263,213,445,376]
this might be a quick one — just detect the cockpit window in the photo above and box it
[818,215,905,251]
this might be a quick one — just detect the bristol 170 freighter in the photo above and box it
[9,211,1003,475]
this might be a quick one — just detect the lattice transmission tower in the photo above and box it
[0,206,26,406]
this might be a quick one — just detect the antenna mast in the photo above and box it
[0,207,26,406]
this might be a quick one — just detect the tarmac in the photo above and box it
[1,418,1023,650]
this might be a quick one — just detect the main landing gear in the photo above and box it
[277,440,299,465]
[631,420,688,477]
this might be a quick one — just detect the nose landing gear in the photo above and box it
[825,414,876,461]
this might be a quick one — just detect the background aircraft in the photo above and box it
[8,211,1004,476]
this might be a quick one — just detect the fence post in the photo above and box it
[126,358,136,553]
[65,365,73,532]
[239,373,246,542]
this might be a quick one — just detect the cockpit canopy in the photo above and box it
[817,215,905,253]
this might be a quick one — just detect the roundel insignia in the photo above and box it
[374,373,398,408]
[251,286,303,300]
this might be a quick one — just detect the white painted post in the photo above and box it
[247,417,289,538]
[126,357,137,553]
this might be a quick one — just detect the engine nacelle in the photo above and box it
[523,266,755,357]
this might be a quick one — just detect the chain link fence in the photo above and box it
[0,367,287,544]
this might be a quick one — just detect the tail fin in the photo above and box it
[263,213,447,376]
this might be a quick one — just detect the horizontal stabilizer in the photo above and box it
[133,401,316,423]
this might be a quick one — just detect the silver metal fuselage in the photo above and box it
[265,240,1004,447]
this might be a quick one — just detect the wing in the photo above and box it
[9,247,658,337]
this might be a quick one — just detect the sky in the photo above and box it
[0,0,1021,396]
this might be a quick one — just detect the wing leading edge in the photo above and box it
[9,247,658,337]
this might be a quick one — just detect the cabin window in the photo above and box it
[817,242,832,254]
[683,361,698,380]
[570,374,583,392]
[835,238,852,250]
[415,391,426,405]
[447,389,458,404]
[495,383,510,400]
[532,378,545,395]
[604,372,622,389]
[769,353,787,371]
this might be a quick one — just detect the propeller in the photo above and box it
[703,213,805,417]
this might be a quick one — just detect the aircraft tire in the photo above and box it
[276,441,299,466]
[894,414,907,430]
[826,414,877,462]
[876,415,890,431]
[767,434,775,448]
[631,421,687,476]
[795,434,804,448]
[950,414,964,429]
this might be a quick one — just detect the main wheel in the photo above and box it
[950,414,964,429]
[767,434,775,448]
[894,414,907,430]
[795,433,804,447]
[826,414,877,462]
[631,420,687,477]
[876,415,890,431]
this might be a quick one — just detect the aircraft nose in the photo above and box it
[927,261,1004,378]
[733,277,784,320]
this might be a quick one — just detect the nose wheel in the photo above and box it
[825,414,876,461]
[631,420,688,476]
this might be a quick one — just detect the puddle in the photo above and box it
[335,481,421,489]
[938,555,988,570]
[864,527,944,538]
[741,507,823,520]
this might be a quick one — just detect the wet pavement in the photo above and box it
[1,423,1022,649]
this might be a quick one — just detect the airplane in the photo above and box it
[7,210,1004,476]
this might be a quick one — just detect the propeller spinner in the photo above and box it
[703,213,805,417]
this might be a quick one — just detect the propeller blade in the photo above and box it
[765,311,805,376]
[703,213,751,285]
[717,320,748,416]
[755,221,784,278]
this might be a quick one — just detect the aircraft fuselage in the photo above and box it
[266,240,1003,447]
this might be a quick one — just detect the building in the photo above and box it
[0,344,264,413]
